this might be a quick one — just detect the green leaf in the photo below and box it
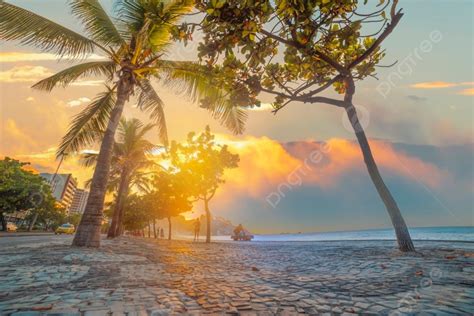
[57,86,116,157]
[156,61,247,134]
[32,61,116,91]
[0,2,98,58]
[137,80,169,146]
[70,0,124,47]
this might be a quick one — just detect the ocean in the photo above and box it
[211,226,474,242]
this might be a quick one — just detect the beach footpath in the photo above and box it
[0,236,472,315]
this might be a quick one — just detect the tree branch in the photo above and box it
[272,94,347,114]
[347,10,404,71]
[261,29,347,74]
[296,74,343,97]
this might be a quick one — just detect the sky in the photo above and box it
[0,0,473,233]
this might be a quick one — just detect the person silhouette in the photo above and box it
[194,218,201,241]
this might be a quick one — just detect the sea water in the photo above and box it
[212,226,474,242]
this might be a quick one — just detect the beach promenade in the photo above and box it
[0,236,472,315]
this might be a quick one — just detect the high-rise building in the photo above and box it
[40,173,77,213]
[70,189,89,214]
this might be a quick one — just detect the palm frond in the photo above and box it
[208,101,248,135]
[70,0,124,47]
[32,61,116,91]
[57,86,116,157]
[115,0,144,34]
[79,152,99,167]
[0,2,100,58]
[130,171,153,193]
[157,61,221,102]
[137,80,169,146]
[116,0,193,49]
[156,61,247,134]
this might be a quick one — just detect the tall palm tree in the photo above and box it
[81,117,157,238]
[0,0,246,247]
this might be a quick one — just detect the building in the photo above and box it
[69,189,89,214]
[40,173,77,213]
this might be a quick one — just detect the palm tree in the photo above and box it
[81,117,157,238]
[0,0,246,247]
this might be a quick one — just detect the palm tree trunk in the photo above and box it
[28,212,38,231]
[167,216,172,240]
[115,173,133,237]
[107,168,131,238]
[0,212,6,231]
[204,199,211,243]
[116,205,125,236]
[345,104,415,252]
[72,78,132,247]
[153,219,157,238]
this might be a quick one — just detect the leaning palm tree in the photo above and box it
[0,0,246,247]
[81,118,157,239]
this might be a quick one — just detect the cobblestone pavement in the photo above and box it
[0,236,473,315]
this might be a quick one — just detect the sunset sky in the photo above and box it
[1,0,473,233]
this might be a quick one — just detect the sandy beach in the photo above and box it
[0,236,473,315]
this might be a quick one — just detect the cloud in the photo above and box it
[0,52,105,63]
[218,135,302,197]
[410,81,474,95]
[410,81,458,89]
[0,65,105,87]
[284,139,447,189]
[457,88,474,96]
[0,92,72,156]
[25,96,35,102]
[406,95,427,102]
[430,120,474,145]
[11,148,93,187]
[0,65,53,83]
[67,97,91,107]
[70,80,105,87]
[0,119,37,153]
[211,135,448,207]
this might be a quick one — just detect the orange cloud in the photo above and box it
[363,141,446,188]
[410,81,474,95]
[284,139,446,189]
[457,88,474,96]
[214,135,447,203]
[216,134,302,197]
[3,133,449,209]
[0,119,37,153]
[410,81,458,89]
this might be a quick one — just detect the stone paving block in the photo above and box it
[1,238,473,315]
[44,310,81,316]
